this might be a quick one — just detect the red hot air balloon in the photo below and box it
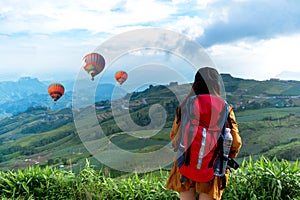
[48,83,65,103]
[82,53,105,80]
[115,71,128,86]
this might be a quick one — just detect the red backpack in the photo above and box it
[176,94,229,184]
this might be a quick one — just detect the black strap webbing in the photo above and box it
[220,175,227,190]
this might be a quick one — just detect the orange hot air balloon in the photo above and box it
[82,52,105,81]
[48,83,65,103]
[115,71,128,85]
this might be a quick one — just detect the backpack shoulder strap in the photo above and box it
[208,100,230,168]
[176,95,197,167]
[222,101,230,134]
[226,104,234,130]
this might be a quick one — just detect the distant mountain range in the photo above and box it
[0,77,126,119]
[0,74,299,172]
[1,74,300,120]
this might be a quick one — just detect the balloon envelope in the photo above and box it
[115,71,128,85]
[48,83,65,102]
[82,53,105,80]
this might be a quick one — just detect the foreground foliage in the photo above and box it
[223,156,300,200]
[0,156,299,199]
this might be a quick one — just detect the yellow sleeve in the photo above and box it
[170,115,181,151]
[227,107,242,158]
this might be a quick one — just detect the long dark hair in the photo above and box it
[176,67,222,123]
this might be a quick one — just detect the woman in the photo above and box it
[166,67,242,200]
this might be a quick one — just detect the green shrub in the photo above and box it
[223,156,300,200]
[0,157,298,199]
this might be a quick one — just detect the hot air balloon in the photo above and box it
[115,70,128,86]
[82,52,105,80]
[48,83,65,103]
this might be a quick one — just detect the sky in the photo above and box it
[1,0,300,83]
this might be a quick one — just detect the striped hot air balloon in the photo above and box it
[115,70,128,86]
[48,83,65,103]
[82,53,105,80]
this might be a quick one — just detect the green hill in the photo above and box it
[0,74,300,172]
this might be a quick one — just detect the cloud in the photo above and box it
[1,0,300,82]
[275,71,300,81]
[0,0,178,81]
[0,33,93,80]
[197,0,300,47]
[165,16,205,40]
[207,33,300,80]
[0,0,176,35]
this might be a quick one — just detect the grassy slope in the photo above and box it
[236,107,300,160]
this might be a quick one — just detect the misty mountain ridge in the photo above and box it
[1,73,300,119]
[0,77,126,119]
[0,77,45,103]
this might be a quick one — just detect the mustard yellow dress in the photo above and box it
[166,107,242,200]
